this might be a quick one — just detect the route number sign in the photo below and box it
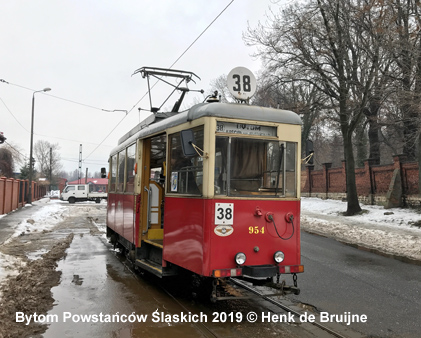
[215,203,234,225]
[227,67,257,101]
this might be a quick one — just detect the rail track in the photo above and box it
[118,250,362,338]
[229,278,362,338]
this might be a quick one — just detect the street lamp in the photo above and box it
[28,87,51,204]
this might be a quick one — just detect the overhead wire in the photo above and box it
[84,0,235,161]
[4,140,29,161]
[0,96,30,133]
[3,80,111,112]
[1,0,236,165]
[0,92,114,151]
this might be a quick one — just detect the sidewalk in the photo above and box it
[0,198,56,245]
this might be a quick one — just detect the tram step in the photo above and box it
[135,258,178,278]
[136,258,163,277]
[143,239,163,249]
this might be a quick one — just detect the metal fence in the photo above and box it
[0,177,47,215]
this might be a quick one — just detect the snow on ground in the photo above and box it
[0,199,66,285]
[0,252,26,284]
[301,197,421,261]
[4,200,66,243]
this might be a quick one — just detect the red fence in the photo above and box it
[0,177,47,215]
[301,155,420,207]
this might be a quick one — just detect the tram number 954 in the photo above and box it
[215,203,233,225]
[249,226,265,235]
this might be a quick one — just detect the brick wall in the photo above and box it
[301,155,420,207]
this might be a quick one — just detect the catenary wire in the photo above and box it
[84,0,235,161]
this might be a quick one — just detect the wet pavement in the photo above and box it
[1,202,301,338]
[43,230,210,338]
[41,214,301,337]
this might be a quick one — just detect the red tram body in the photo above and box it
[106,101,304,294]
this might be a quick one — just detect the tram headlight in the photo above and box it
[235,252,247,265]
[274,251,285,263]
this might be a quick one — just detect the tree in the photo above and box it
[19,162,35,180]
[386,0,421,161]
[33,140,62,184]
[254,74,327,157]
[209,75,233,103]
[245,0,394,214]
[0,148,14,177]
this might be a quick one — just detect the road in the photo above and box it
[287,231,421,337]
[1,201,420,337]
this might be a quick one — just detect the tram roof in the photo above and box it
[112,102,302,155]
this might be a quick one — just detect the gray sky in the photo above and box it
[1,0,284,175]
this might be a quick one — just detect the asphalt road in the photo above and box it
[288,231,421,337]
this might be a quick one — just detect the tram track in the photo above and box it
[229,278,363,338]
[121,252,359,338]
[119,257,222,338]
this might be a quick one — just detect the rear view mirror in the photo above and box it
[101,167,107,178]
[180,129,197,157]
[305,140,314,165]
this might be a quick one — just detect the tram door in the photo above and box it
[140,135,166,244]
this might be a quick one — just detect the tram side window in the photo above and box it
[168,128,203,195]
[126,143,136,193]
[117,150,126,192]
[110,154,117,192]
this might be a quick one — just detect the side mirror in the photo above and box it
[305,140,314,165]
[180,130,196,157]
[100,167,107,178]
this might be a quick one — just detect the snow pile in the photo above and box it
[5,202,66,243]
[0,201,66,286]
[0,252,26,283]
[301,198,421,261]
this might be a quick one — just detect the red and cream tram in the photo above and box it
[106,68,304,297]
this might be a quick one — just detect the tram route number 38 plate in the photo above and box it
[215,203,234,225]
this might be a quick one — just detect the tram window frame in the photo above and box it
[168,127,204,195]
[110,154,117,192]
[214,137,297,198]
[126,143,136,193]
[116,149,126,192]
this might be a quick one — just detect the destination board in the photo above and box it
[216,122,277,137]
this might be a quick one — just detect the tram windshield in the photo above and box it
[215,137,297,197]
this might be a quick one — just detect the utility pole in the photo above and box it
[49,147,52,192]
[78,144,82,184]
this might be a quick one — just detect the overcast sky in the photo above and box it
[1,0,287,175]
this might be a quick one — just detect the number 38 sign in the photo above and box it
[227,67,257,101]
[215,203,234,225]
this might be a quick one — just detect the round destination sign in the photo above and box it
[227,66,257,101]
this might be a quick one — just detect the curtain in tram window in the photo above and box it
[231,139,264,178]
